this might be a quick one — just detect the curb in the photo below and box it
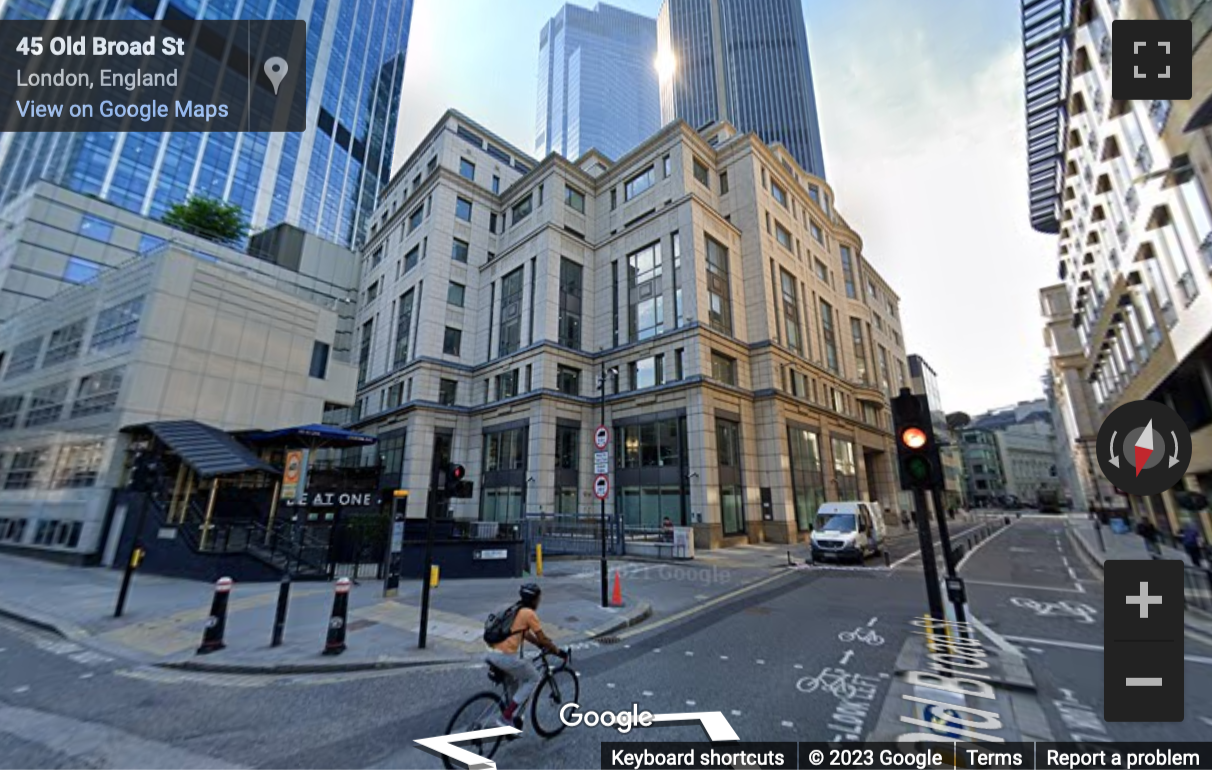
[0,601,93,643]
[587,602,653,639]
[157,655,472,675]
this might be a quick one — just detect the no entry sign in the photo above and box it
[593,474,610,500]
[594,425,610,450]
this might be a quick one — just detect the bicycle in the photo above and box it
[441,649,580,770]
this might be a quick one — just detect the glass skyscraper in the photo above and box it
[657,0,827,179]
[0,0,412,249]
[536,2,659,163]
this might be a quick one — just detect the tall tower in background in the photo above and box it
[0,0,413,249]
[536,2,659,162]
[656,0,826,179]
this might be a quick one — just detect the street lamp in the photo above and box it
[597,363,619,608]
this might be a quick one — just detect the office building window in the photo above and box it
[840,245,857,299]
[771,181,787,207]
[78,215,114,242]
[775,222,792,251]
[365,280,380,305]
[447,282,466,307]
[624,166,655,200]
[482,425,528,522]
[64,257,101,284]
[815,259,829,283]
[489,212,498,233]
[52,442,104,489]
[672,231,683,326]
[878,345,891,394]
[706,235,733,334]
[611,189,617,210]
[781,270,802,354]
[399,245,416,272]
[308,341,330,380]
[4,337,41,379]
[565,185,585,214]
[438,379,458,406]
[448,238,468,264]
[459,158,475,180]
[498,267,523,356]
[693,157,710,186]
[386,383,403,409]
[674,348,685,381]
[455,197,473,222]
[492,175,500,194]
[25,382,68,427]
[663,154,671,177]
[394,289,414,368]
[630,355,664,390]
[897,359,908,390]
[44,321,85,367]
[820,300,839,373]
[90,296,143,351]
[788,427,825,531]
[557,365,581,395]
[5,449,46,490]
[0,395,22,429]
[810,220,824,244]
[408,205,423,232]
[559,258,583,349]
[628,242,664,341]
[555,424,579,512]
[427,156,437,175]
[719,171,729,194]
[72,366,124,417]
[831,437,859,499]
[710,351,737,385]
[495,369,519,400]
[850,318,869,384]
[617,415,687,526]
[442,327,462,357]
[716,418,745,536]
[357,320,374,385]
[512,194,533,225]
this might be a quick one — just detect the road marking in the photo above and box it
[782,720,794,728]
[955,521,1014,571]
[684,651,694,656]
[1068,567,1078,581]
[653,648,661,653]
[840,650,854,665]
[1062,557,1070,568]
[891,523,985,568]
[615,570,796,641]
[731,710,742,716]
[720,655,729,660]
[79,673,94,679]
[685,700,696,706]
[963,579,1085,594]
[1002,634,1212,665]
[13,686,29,693]
[642,690,653,697]
[606,683,615,689]
[756,659,766,665]
[794,664,804,669]
[867,617,878,627]
[1200,716,1212,727]
[1028,647,1044,653]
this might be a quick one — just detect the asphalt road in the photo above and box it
[3,515,1212,768]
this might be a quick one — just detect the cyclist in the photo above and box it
[487,583,567,728]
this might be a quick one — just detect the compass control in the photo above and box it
[1096,400,1191,496]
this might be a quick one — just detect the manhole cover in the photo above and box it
[596,636,622,644]
[346,619,379,632]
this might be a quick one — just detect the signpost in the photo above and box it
[593,451,610,475]
[593,474,610,500]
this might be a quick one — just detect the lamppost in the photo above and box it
[597,362,619,608]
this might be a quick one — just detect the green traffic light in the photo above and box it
[906,456,930,480]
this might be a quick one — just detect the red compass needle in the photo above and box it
[1133,419,1154,477]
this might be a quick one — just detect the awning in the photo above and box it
[124,420,281,478]
[240,423,378,448]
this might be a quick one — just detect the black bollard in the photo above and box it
[197,577,233,655]
[323,577,352,655]
[884,550,891,567]
[271,573,291,648]
[1094,520,1106,552]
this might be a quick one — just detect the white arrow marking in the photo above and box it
[1109,431,1120,467]
[867,617,879,627]
[1170,431,1181,467]
[648,711,739,741]
[414,726,520,770]
[841,650,855,665]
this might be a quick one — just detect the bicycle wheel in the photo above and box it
[531,667,580,738]
[441,692,507,770]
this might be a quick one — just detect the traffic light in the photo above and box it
[891,389,944,491]
[444,463,474,498]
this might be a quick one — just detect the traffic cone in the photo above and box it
[611,572,623,606]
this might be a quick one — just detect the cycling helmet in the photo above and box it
[519,583,542,602]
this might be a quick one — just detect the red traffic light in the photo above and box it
[451,464,466,481]
[900,427,928,449]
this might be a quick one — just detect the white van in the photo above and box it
[810,501,886,564]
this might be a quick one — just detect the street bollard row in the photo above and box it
[195,575,355,657]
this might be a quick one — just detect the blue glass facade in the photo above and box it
[536,2,659,163]
[658,0,827,179]
[0,0,412,249]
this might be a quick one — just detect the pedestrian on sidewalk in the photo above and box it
[1136,517,1161,558]
[1181,520,1204,568]
[900,511,911,531]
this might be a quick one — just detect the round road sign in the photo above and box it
[594,425,610,450]
[593,474,610,500]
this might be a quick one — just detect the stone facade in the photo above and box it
[351,110,913,548]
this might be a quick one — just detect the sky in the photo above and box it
[390,0,1059,418]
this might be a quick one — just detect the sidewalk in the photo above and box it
[0,544,793,674]
[1064,513,1212,641]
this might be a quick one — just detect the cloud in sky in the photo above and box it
[390,0,1057,415]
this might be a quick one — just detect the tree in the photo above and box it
[946,412,971,432]
[161,195,248,245]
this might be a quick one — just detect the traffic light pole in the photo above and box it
[913,488,945,620]
[418,482,436,650]
[931,487,967,627]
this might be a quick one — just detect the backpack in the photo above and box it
[484,602,523,645]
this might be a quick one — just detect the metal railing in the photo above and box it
[521,512,624,557]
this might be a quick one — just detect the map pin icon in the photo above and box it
[264,57,288,95]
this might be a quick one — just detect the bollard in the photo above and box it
[323,577,352,655]
[884,550,891,567]
[536,543,544,577]
[271,573,291,648]
[197,576,234,655]
[1094,520,1106,553]
[430,564,440,588]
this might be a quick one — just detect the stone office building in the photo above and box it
[349,110,913,548]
